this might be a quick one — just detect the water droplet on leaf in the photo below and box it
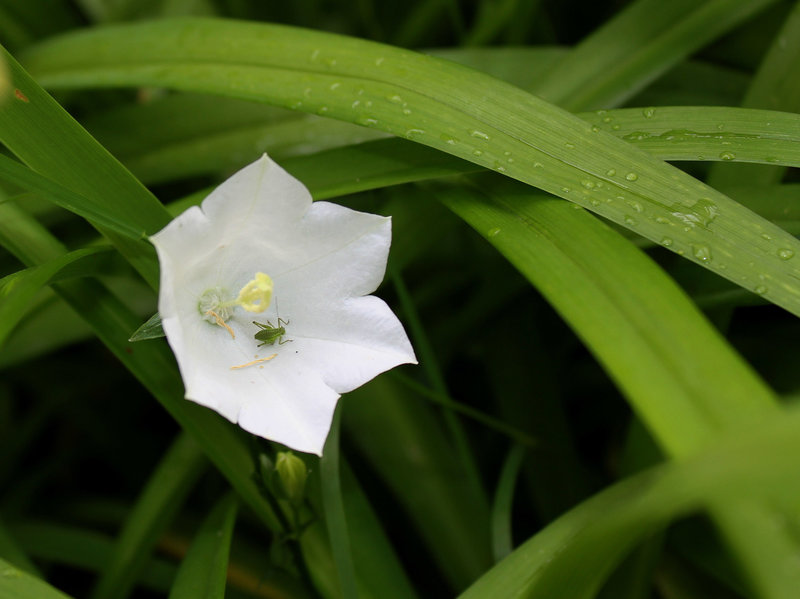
[692,244,712,262]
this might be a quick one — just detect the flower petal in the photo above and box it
[151,154,416,455]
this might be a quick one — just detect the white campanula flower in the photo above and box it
[150,155,416,455]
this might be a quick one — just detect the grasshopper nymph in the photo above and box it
[252,317,292,347]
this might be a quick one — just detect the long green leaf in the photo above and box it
[438,176,800,598]
[533,0,779,110]
[344,377,493,589]
[583,106,800,167]
[0,247,112,348]
[320,407,358,599]
[0,155,144,239]
[21,17,800,316]
[0,556,75,599]
[168,494,237,599]
[84,93,385,184]
[459,406,800,599]
[0,517,38,577]
[708,0,800,187]
[436,176,776,457]
[9,522,174,593]
[0,47,167,288]
[91,432,206,599]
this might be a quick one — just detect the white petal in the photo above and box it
[151,154,416,455]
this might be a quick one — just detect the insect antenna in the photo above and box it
[274,296,290,327]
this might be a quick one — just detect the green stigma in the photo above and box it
[198,272,274,325]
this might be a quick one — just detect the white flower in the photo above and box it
[150,155,416,455]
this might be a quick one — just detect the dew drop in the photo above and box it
[402,108,412,115]
[440,134,456,145]
[581,180,596,189]
[405,128,425,138]
[778,248,795,260]
[661,237,673,247]
[565,142,576,149]
[388,94,403,103]
[643,107,656,118]
[755,285,768,295]
[488,227,501,237]
[351,100,361,109]
[473,149,483,156]
[623,131,652,141]
[317,106,329,114]
[625,172,638,181]
[762,233,773,241]
[534,162,544,168]
[692,244,712,262]
[590,198,601,206]
[329,82,341,90]
[624,216,637,226]
[606,168,616,177]
[671,198,719,229]
[655,216,671,225]
[626,200,643,213]
[470,130,490,140]
[358,117,378,126]
[375,57,385,66]
[719,151,736,161]
[602,116,612,123]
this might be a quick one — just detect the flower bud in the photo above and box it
[275,451,307,503]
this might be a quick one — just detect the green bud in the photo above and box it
[275,451,308,503]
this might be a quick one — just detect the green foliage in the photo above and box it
[1,1,800,598]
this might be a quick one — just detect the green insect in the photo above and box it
[252,317,292,347]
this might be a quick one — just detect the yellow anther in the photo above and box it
[205,310,236,339]
[230,353,278,370]
[236,272,273,313]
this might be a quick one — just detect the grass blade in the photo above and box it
[459,406,800,599]
[435,176,776,456]
[0,47,168,287]
[167,494,238,599]
[90,433,207,599]
[0,247,111,348]
[533,0,779,110]
[20,18,800,316]
[320,406,358,599]
[0,556,76,599]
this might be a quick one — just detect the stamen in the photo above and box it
[205,310,236,339]
[230,353,278,370]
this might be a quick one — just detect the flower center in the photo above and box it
[197,272,274,324]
